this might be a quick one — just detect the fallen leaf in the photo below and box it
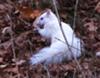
[0,4,5,10]
[96,51,100,57]
[4,66,18,73]
[16,60,26,65]
[0,57,3,63]
[16,6,41,20]
[95,2,100,13]
[0,64,8,68]
[84,21,97,32]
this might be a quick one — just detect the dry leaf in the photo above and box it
[0,57,3,63]
[2,26,12,34]
[4,67,18,73]
[0,4,5,10]
[0,64,8,68]
[96,51,100,57]
[16,6,41,19]
[0,49,8,56]
[95,2,100,13]
[16,60,26,65]
[0,40,11,50]
[84,21,97,32]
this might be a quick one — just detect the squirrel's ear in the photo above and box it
[46,9,51,15]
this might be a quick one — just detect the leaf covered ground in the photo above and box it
[0,0,100,78]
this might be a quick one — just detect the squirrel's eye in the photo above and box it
[40,17,43,20]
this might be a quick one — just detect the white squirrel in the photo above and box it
[30,9,83,65]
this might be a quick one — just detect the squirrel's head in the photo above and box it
[33,9,58,29]
[33,9,58,38]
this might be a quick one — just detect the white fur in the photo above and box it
[30,9,82,65]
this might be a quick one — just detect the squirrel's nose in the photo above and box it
[37,24,44,29]
[33,29,40,35]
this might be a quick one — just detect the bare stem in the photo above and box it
[52,0,85,77]
[6,14,20,78]
[43,65,51,78]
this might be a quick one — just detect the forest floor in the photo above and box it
[0,0,100,78]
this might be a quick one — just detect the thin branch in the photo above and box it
[6,14,20,78]
[43,65,51,78]
[71,0,79,46]
[52,0,73,56]
[72,0,86,77]
[55,37,81,51]
[71,0,84,56]
[27,39,33,55]
[52,0,84,77]
[72,0,79,30]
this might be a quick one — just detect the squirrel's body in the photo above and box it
[30,9,82,65]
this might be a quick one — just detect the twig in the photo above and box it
[72,0,79,30]
[6,14,20,78]
[55,37,81,51]
[19,18,31,27]
[52,0,85,77]
[71,0,84,55]
[72,0,86,78]
[26,71,30,78]
[71,0,79,46]
[27,39,33,55]
[73,69,76,78]
[43,65,51,78]
[52,0,73,57]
